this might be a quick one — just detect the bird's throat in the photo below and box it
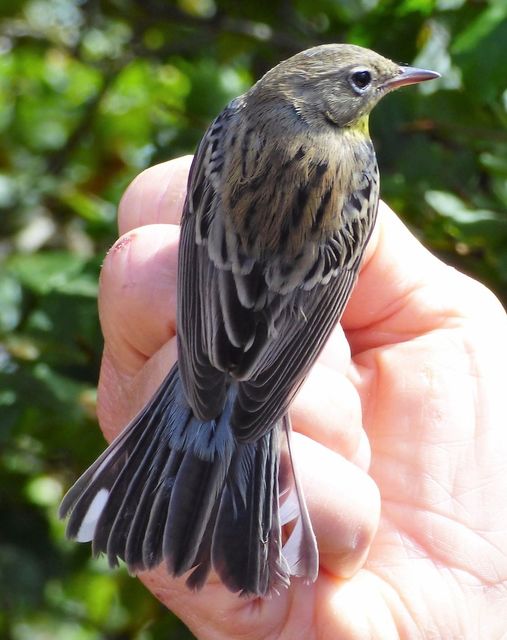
[354,114,370,136]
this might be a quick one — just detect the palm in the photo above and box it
[354,333,475,635]
[338,225,507,636]
[97,159,507,639]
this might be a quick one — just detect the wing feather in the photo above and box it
[232,269,357,441]
[177,100,379,439]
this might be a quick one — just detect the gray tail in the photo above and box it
[59,365,318,597]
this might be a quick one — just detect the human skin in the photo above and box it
[96,156,507,639]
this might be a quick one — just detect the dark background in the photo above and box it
[1,0,506,638]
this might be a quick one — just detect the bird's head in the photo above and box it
[251,44,439,131]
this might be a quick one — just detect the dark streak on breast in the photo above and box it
[191,178,205,215]
[241,128,254,177]
[295,145,306,160]
[315,161,328,176]
[210,160,224,175]
[277,217,290,252]
[312,186,333,232]
[292,183,310,227]
[348,192,363,213]
[279,262,293,278]
[248,168,270,193]
[358,183,371,201]
[304,252,321,282]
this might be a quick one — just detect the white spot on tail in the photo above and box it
[279,489,299,526]
[282,519,305,576]
[76,489,109,542]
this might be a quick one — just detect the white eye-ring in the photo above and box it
[349,68,373,94]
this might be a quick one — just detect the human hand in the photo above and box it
[96,156,507,639]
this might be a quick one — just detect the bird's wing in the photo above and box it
[177,101,379,437]
[177,102,248,421]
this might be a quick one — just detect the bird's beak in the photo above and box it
[382,66,440,91]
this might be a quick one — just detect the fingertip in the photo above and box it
[118,156,193,235]
[292,433,380,579]
[99,224,180,378]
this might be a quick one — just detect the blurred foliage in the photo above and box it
[0,0,506,638]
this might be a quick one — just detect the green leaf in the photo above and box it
[425,190,501,224]
[7,253,98,297]
[58,186,116,224]
[452,1,507,53]
[480,151,507,177]
[0,273,22,332]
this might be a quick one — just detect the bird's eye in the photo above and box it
[349,69,372,93]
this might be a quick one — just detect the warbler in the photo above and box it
[60,44,439,597]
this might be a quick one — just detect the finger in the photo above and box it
[350,202,505,340]
[98,224,180,379]
[343,202,447,351]
[137,565,296,640]
[118,156,193,235]
[293,432,380,579]
[97,338,178,442]
[291,362,368,466]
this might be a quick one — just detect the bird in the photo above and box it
[60,43,439,597]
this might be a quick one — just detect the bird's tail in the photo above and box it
[59,365,318,596]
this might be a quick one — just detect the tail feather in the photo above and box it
[142,448,184,569]
[96,419,166,566]
[164,446,228,576]
[184,499,220,590]
[211,430,289,595]
[61,438,129,543]
[122,440,173,569]
[280,415,319,581]
[59,365,318,596]
[60,375,177,541]
[163,390,236,575]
